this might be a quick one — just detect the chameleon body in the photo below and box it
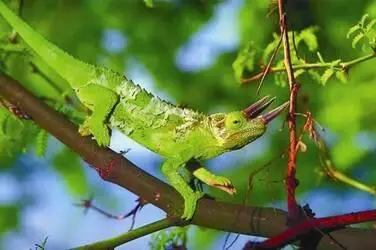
[0,2,289,220]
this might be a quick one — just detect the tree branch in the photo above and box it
[241,52,376,84]
[277,0,300,223]
[71,218,180,250]
[0,73,375,249]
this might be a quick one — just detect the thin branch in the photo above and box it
[257,209,376,249]
[72,218,180,250]
[242,52,376,83]
[74,197,147,231]
[255,33,283,94]
[0,73,375,250]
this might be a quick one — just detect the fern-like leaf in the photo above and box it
[321,68,334,86]
[35,129,48,157]
[232,42,257,83]
[352,33,365,48]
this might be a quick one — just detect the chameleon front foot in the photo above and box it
[193,168,236,195]
[79,118,110,147]
[210,175,237,195]
[181,191,204,220]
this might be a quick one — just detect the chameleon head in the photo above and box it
[209,96,289,150]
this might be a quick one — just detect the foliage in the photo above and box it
[149,227,187,250]
[0,0,376,249]
[347,14,376,51]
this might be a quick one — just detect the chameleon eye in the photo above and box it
[230,118,243,128]
[225,112,245,128]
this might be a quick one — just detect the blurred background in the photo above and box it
[0,0,376,249]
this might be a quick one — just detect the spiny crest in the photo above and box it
[114,78,206,136]
[116,79,142,101]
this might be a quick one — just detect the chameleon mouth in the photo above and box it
[243,96,290,124]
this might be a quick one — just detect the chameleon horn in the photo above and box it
[261,101,290,124]
[243,96,276,119]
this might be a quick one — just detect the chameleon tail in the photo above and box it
[0,1,93,87]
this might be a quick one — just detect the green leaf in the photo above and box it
[232,42,257,83]
[294,69,306,78]
[321,68,334,85]
[335,71,348,83]
[35,129,49,157]
[366,19,376,31]
[144,0,154,8]
[52,147,88,196]
[150,227,188,250]
[307,69,322,84]
[352,33,365,48]
[262,33,280,63]
[300,26,319,51]
[274,72,287,87]
[316,51,325,63]
[347,24,361,38]
[0,205,18,234]
[360,14,370,27]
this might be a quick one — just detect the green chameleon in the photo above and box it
[0,1,289,220]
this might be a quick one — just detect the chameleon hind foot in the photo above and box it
[79,118,110,146]
[181,191,204,220]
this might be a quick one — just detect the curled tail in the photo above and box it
[0,1,93,87]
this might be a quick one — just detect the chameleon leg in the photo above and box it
[161,159,204,220]
[193,167,236,195]
[76,85,119,146]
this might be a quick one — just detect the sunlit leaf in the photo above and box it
[352,33,366,48]
[347,24,361,38]
[144,0,154,8]
[321,68,334,85]
[335,71,348,83]
[232,42,257,83]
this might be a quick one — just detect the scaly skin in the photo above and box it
[0,2,289,220]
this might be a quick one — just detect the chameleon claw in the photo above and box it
[214,184,237,195]
[181,191,204,220]
[207,175,237,195]
[79,118,110,146]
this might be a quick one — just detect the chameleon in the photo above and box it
[0,1,289,220]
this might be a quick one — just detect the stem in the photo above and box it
[341,53,376,69]
[317,139,376,196]
[277,0,300,223]
[242,53,376,83]
[72,218,180,250]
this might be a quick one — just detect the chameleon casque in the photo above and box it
[0,1,289,220]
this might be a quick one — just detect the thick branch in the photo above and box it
[0,73,375,249]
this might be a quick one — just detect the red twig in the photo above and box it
[75,197,147,231]
[277,0,300,223]
[257,209,376,248]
